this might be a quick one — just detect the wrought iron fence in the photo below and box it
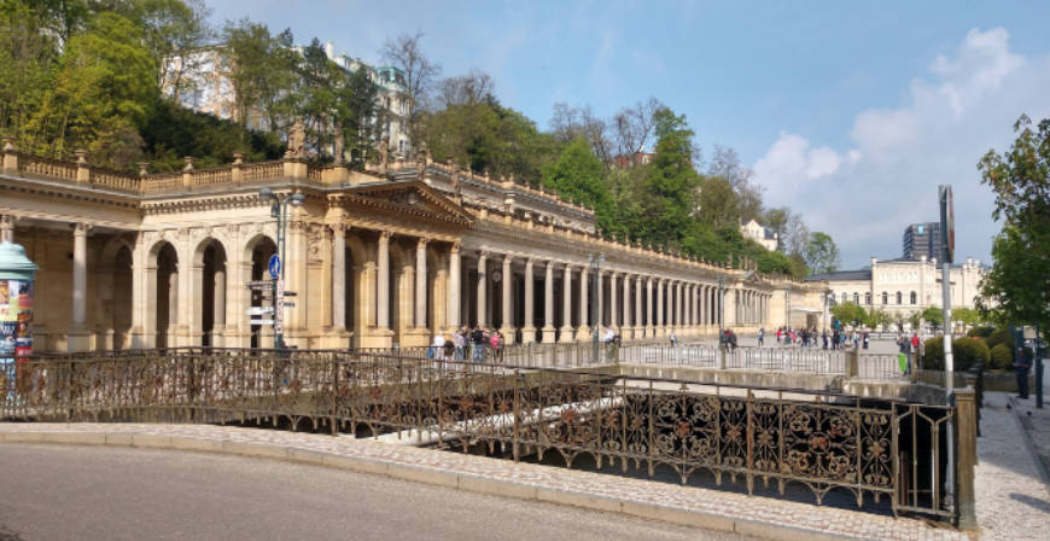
[0,349,969,521]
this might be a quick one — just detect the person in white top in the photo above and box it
[432,334,446,361]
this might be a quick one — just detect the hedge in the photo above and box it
[989,343,1013,370]
[922,336,990,371]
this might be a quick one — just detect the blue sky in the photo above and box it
[206,1,1050,268]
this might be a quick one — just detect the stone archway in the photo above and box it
[98,236,134,350]
[194,238,228,347]
[244,234,277,349]
[149,241,178,349]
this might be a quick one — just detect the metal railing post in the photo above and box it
[955,388,977,529]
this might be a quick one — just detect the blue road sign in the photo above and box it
[268,255,281,279]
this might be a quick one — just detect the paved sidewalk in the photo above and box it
[0,422,965,540]
[973,391,1050,540]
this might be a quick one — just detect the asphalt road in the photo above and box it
[0,444,748,541]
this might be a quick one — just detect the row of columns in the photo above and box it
[454,253,771,344]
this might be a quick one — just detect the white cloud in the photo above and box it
[752,27,1050,268]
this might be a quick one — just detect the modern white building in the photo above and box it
[739,219,778,251]
[807,256,985,315]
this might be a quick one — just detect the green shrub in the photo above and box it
[986,328,1014,350]
[922,337,944,369]
[968,325,995,338]
[921,336,989,371]
[989,343,1013,370]
[952,337,990,371]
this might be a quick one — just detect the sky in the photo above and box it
[205,0,1050,269]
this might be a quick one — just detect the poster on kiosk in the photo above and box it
[0,241,38,400]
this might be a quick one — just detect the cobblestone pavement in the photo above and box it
[974,391,1050,540]
[1012,365,1050,482]
[0,422,966,540]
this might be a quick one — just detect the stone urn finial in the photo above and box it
[182,156,194,172]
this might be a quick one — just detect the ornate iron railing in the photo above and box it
[0,349,968,521]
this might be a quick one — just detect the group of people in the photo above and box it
[773,327,873,350]
[429,326,506,363]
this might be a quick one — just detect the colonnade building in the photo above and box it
[0,142,826,352]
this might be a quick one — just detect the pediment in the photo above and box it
[341,180,473,228]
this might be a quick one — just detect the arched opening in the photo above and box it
[865,292,872,305]
[197,239,228,347]
[910,291,917,305]
[853,292,859,304]
[895,291,902,305]
[154,242,178,349]
[247,235,277,349]
[882,292,889,305]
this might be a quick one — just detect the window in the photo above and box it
[853,293,859,304]
[882,292,888,304]
[865,292,872,305]
[841,293,847,304]
[910,291,917,305]
[896,291,902,305]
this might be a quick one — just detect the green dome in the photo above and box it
[0,242,38,281]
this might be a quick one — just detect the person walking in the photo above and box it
[453,327,466,361]
[1016,346,1033,399]
[489,328,504,363]
[758,327,765,347]
[470,325,486,363]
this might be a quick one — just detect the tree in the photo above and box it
[951,307,982,328]
[23,10,157,166]
[864,308,891,331]
[637,108,702,246]
[612,97,662,158]
[908,311,922,332]
[762,207,790,252]
[977,114,1050,332]
[784,213,810,258]
[831,302,867,328]
[541,137,614,230]
[696,175,739,228]
[804,232,840,274]
[0,1,59,143]
[708,145,763,223]
[222,20,297,135]
[127,0,213,102]
[381,32,440,154]
[549,102,612,165]
[921,306,944,330]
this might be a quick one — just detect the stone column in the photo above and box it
[415,238,428,328]
[0,215,13,243]
[646,277,654,337]
[376,231,391,329]
[69,223,91,351]
[501,254,514,342]
[634,275,643,338]
[655,278,664,336]
[476,251,488,327]
[621,273,631,340]
[447,243,460,330]
[596,270,604,329]
[576,265,589,341]
[331,226,346,331]
[522,258,535,343]
[676,281,684,332]
[213,264,226,345]
[560,264,574,342]
[541,260,555,343]
[609,272,619,331]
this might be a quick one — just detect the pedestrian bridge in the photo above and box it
[0,345,976,526]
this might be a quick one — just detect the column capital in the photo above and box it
[379,230,392,240]
[450,241,461,254]
[477,249,489,259]
[73,223,93,235]
[417,237,429,247]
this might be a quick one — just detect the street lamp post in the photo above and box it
[589,253,604,364]
[259,188,305,350]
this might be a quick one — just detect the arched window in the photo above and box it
[853,292,859,304]
[882,292,888,304]
[911,291,917,305]
[865,292,872,305]
[896,291,902,305]
[841,293,847,304]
